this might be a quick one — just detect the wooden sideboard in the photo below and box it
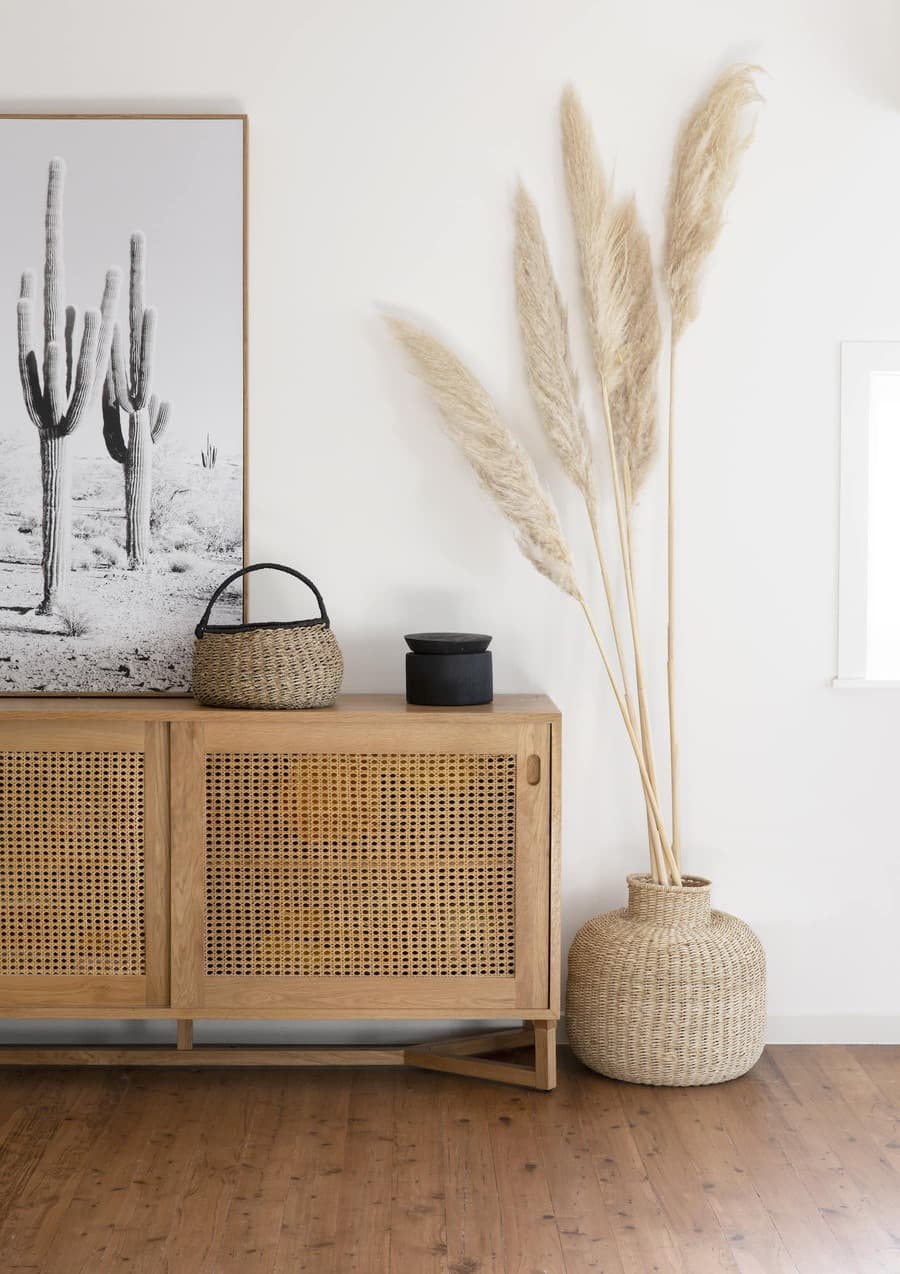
[0,694,560,1089]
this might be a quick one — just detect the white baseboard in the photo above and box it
[558,1015,900,1046]
[765,1015,900,1044]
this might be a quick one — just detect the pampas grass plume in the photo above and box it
[513,183,595,504]
[608,195,661,500]
[560,85,662,502]
[560,86,629,397]
[664,64,762,341]
[386,316,580,598]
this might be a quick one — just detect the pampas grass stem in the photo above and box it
[513,184,661,866]
[622,460,666,884]
[586,502,664,882]
[599,375,680,885]
[666,342,681,862]
[561,85,672,880]
[579,597,675,863]
[386,67,761,887]
[388,314,674,856]
[664,64,761,862]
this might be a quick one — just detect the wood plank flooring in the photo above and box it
[0,1045,896,1272]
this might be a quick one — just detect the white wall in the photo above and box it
[2,0,899,1043]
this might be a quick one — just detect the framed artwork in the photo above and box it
[0,114,247,694]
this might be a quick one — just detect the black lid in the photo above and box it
[404,632,492,655]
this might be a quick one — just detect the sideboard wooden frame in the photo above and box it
[0,695,560,1089]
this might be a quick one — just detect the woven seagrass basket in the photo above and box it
[567,874,766,1086]
[192,563,343,710]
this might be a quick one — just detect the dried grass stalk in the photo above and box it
[387,313,677,870]
[561,89,662,502]
[561,86,675,879]
[560,87,628,398]
[514,178,668,877]
[513,183,594,504]
[386,317,579,597]
[608,196,661,503]
[664,62,762,862]
[664,64,762,342]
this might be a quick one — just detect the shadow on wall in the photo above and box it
[337,629,402,692]
[0,1019,509,1047]
[841,2,900,109]
[336,585,542,694]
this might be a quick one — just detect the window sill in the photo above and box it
[831,678,900,690]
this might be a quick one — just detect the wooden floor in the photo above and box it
[0,1045,897,1272]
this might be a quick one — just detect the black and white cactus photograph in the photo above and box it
[0,117,245,693]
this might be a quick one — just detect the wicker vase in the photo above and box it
[566,873,766,1086]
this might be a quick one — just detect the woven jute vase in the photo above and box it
[567,874,766,1086]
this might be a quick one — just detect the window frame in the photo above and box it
[836,341,900,687]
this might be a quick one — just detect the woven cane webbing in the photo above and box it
[0,751,145,977]
[205,751,517,977]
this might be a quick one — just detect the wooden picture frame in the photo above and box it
[0,114,248,695]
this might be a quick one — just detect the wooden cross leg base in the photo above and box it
[0,1021,558,1091]
[404,1020,558,1090]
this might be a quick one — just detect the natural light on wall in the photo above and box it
[867,373,900,678]
[838,343,900,684]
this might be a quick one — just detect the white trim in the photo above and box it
[560,1014,900,1047]
[837,342,900,681]
[832,677,900,690]
[766,1015,900,1045]
[838,344,874,679]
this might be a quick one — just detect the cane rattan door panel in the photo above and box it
[0,720,169,1010]
[171,717,551,1013]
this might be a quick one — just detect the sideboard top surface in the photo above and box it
[0,692,559,722]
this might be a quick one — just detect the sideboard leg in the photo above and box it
[404,1021,559,1090]
[176,1019,194,1051]
[531,1020,557,1091]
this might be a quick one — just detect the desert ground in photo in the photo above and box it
[0,429,241,693]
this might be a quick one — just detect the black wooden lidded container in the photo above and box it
[404,633,493,706]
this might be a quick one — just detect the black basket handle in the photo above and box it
[195,562,330,638]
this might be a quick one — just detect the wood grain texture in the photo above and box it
[169,720,205,1007]
[0,977,148,1009]
[0,1046,405,1067]
[404,1049,541,1089]
[196,713,529,754]
[272,1072,352,1270]
[515,723,551,1009]
[391,1068,448,1273]
[199,975,521,1013]
[0,693,560,720]
[144,720,171,1007]
[0,1047,894,1272]
[549,717,562,1017]
[533,1020,558,1091]
[3,1004,557,1021]
[0,717,146,749]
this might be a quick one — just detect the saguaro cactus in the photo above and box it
[102,232,171,569]
[200,433,217,470]
[17,158,120,613]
